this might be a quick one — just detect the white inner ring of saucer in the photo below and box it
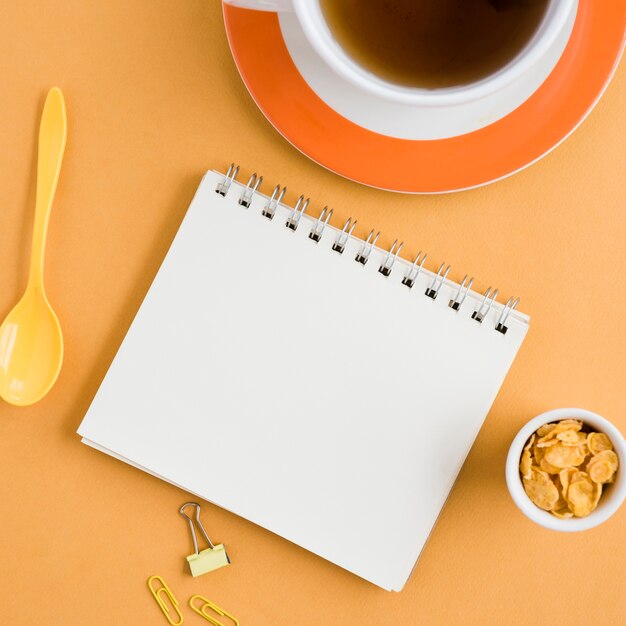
[278,5,577,141]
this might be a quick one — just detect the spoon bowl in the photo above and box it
[0,288,63,406]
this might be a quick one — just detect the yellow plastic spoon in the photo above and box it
[0,87,67,406]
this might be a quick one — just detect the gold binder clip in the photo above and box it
[189,594,240,626]
[180,502,230,577]
[147,575,184,625]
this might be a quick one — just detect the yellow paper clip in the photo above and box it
[180,502,230,577]
[189,594,239,626]
[147,575,184,625]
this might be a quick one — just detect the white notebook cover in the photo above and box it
[78,169,529,591]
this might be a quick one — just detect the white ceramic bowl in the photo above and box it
[506,408,626,531]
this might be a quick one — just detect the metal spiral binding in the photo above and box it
[495,297,520,334]
[332,217,357,254]
[449,275,474,311]
[215,164,521,332]
[425,263,450,300]
[239,173,263,208]
[216,163,239,196]
[472,287,499,323]
[402,251,427,288]
[262,184,286,220]
[286,195,309,231]
[309,207,333,242]
[379,240,403,277]
[355,230,380,265]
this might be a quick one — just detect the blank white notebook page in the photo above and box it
[79,169,529,591]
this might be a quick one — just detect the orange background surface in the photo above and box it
[0,1,624,624]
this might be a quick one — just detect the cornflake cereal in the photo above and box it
[522,468,559,511]
[519,420,619,518]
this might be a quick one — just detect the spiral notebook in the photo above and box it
[78,165,529,591]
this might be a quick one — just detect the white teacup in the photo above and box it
[224,0,578,107]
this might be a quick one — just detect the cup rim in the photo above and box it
[505,408,626,532]
[293,0,578,107]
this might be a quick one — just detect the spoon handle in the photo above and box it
[28,87,67,291]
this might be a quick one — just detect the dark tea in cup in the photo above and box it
[320,0,549,89]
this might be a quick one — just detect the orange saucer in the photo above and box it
[224,2,625,193]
